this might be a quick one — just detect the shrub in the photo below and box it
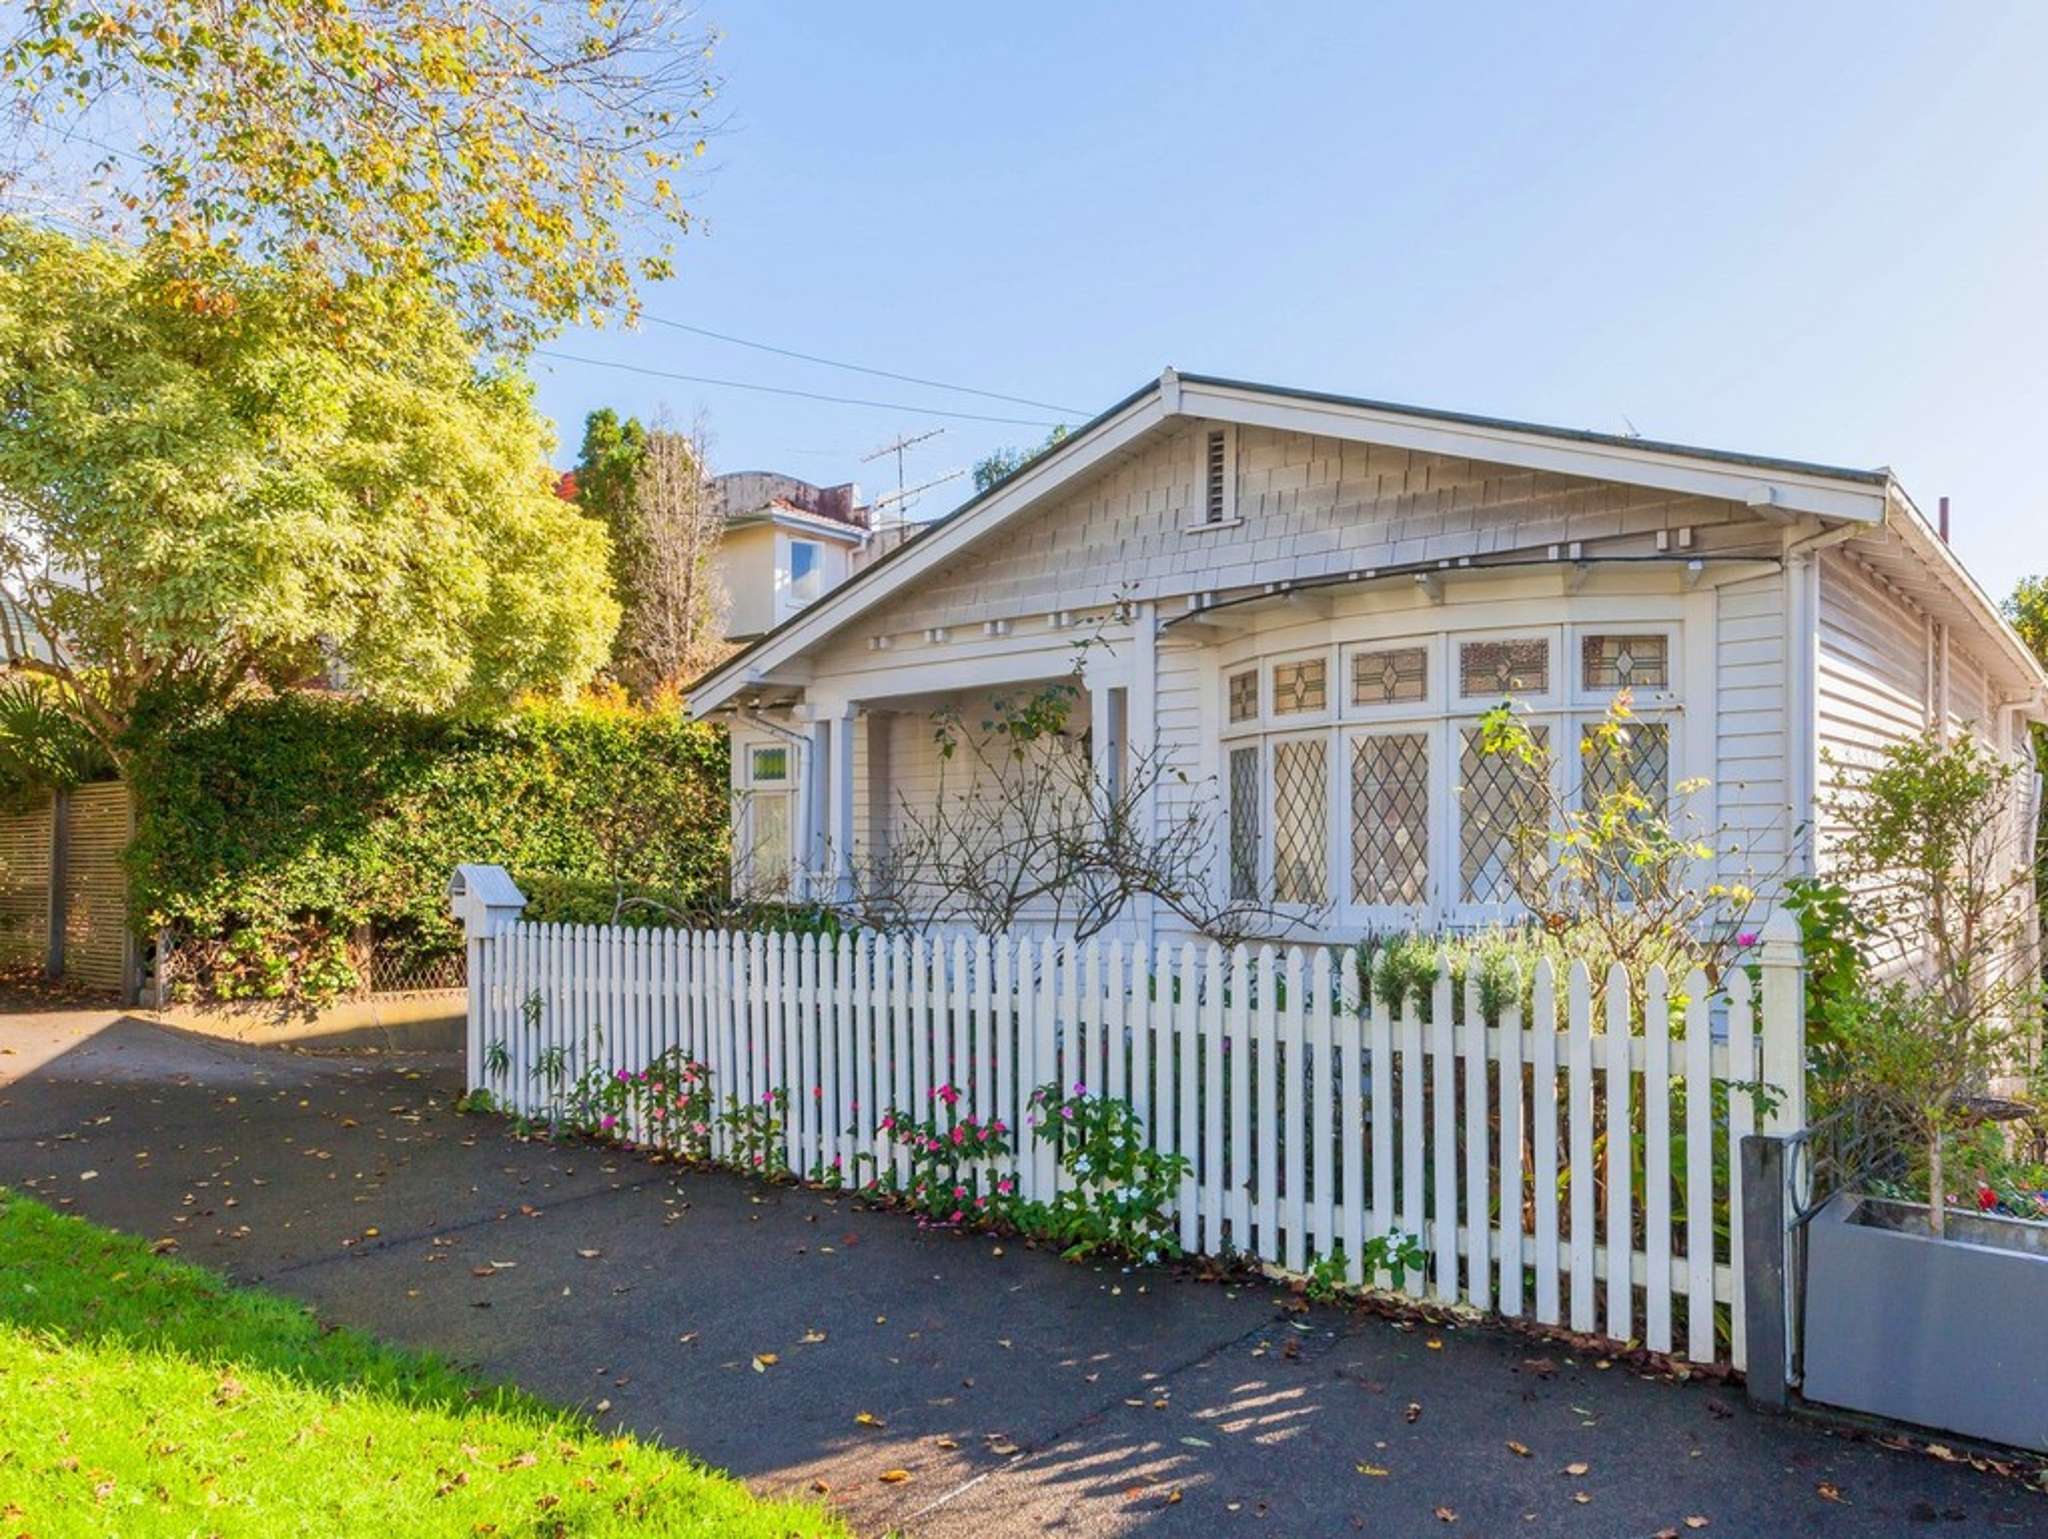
[127,689,728,1001]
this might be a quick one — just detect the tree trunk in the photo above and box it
[1928,1131,1947,1238]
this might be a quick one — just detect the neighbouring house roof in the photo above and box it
[688,368,2040,714]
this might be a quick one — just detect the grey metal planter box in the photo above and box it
[1802,1190,2048,1452]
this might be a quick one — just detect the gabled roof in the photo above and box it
[687,368,1904,716]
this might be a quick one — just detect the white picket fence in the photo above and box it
[466,917,1804,1370]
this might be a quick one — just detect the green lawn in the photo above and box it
[0,1190,847,1536]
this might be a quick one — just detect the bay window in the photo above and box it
[1217,619,1681,928]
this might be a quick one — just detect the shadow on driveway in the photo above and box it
[1,1010,2041,1537]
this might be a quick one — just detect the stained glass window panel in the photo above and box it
[1351,646,1429,706]
[1581,634,1669,691]
[1229,746,1261,900]
[1271,738,1328,904]
[1228,669,1259,723]
[1350,734,1430,905]
[1458,724,1547,903]
[1459,638,1548,698]
[1272,658,1327,715]
[750,745,789,783]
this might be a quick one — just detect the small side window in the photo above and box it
[750,745,790,784]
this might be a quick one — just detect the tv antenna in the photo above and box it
[872,467,966,524]
[863,427,946,516]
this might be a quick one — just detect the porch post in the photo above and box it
[800,716,830,899]
[1130,603,1159,942]
[829,703,857,904]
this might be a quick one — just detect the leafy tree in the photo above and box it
[0,0,719,344]
[1819,732,2042,1233]
[971,424,1069,493]
[0,220,620,761]
[2004,575,2048,663]
[572,408,650,541]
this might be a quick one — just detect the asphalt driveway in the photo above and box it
[2,1005,2042,1537]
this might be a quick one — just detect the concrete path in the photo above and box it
[2,1008,2041,1537]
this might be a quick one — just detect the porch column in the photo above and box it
[802,715,832,899]
[828,703,858,904]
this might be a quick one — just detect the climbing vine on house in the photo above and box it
[128,689,729,1002]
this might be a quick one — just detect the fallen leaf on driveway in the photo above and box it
[1405,1402,1423,1424]
[1816,1482,1844,1503]
[1434,1506,1457,1522]
[1684,1519,1709,1531]
[800,1328,827,1344]
[879,1469,912,1484]
[854,1411,884,1428]
[577,1248,601,1259]
[751,1353,777,1372]
[1355,1463,1389,1477]
[1506,1441,1530,1458]
[1564,1461,1589,1476]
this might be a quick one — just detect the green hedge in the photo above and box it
[127,693,729,1001]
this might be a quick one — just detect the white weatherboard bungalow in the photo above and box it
[688,369,2047,945]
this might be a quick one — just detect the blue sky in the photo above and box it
[532,1,2048,592]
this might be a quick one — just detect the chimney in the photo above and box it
[1938,495,1950,544]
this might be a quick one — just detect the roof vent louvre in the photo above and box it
[1204,428,1230,523]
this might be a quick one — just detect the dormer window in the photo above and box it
[790,541,822,606]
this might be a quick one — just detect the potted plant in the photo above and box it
[1798,733,2048,1449]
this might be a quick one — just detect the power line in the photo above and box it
[642,315,1085,415]
[532,349,1068,427]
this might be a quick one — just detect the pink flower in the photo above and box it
[1072,1081,1087,1095]
[1061,1106,1075,1121]
[950,1209,964,1223]
[997,1178,1014,1196]
[953,1184,966,1199]
[599,1114,617,1130]
[1736,931,1759,948]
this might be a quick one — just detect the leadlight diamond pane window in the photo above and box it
[1458,724,1547,903]
[1272,658,1327,715]
[1581,722,1669,813]
[1271,738,1328,904]
[751,795,793,897]
[1351,646,1428,706]
[1459,638,1548,698]
[750,745,789,783]
[1581,634,1669,691]
[1229,746,1261,900]
[1228,669,1259,724]
[1351,734,1430,904]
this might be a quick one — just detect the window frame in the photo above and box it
[1454,627,1560,710]
[1569,622,1681,708]
[1264,727,1335,910]
[1338,722,1437,928]
[1216,615,1688,933]
[788,539,824,607]
[1340,635,1440,722]
[1267,645,1334,723]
